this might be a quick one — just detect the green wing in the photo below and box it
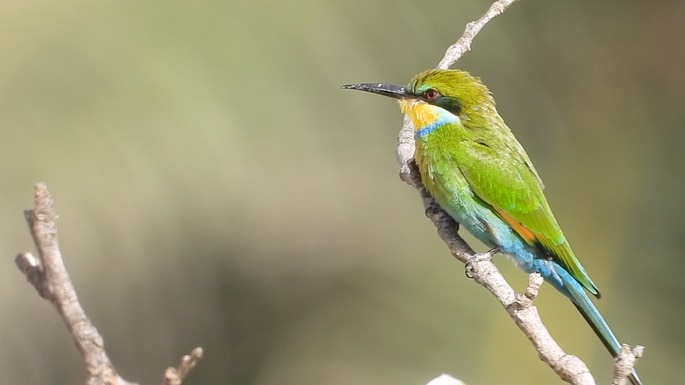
[457,136,600,297]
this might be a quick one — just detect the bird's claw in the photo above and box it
[465,247,501,278]
[424,202,441,218]
[471,247,500,263]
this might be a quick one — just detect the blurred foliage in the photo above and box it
[0,0,683,384]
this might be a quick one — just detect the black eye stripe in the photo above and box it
[411,87,462,115]
[426,94,462,115]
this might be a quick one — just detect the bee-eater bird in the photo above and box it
[342,69,641,385]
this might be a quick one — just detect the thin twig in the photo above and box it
[437,0,521,70]
[613,345,644,385]
[396,1,643,384]
[162,347,204,385]
[17,183,123,385]
[16,183,203,385]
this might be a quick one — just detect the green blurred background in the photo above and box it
[1,0,682,384]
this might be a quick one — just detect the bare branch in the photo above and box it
[396,1,642,384]
[613,345,644,385]
[414,161,594,384]
[437,0,521,70]
[15,183,203,385]
[162,347,204,385]
[18,183,123,385]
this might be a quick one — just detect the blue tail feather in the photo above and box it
[450,204,642,384]
[542,260,643,385]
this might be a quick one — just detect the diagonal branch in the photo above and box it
[437,0,521,70]
[396,1,643,385]
[18,183,120,385]
[15,183,202,385]
[403,162,594,384]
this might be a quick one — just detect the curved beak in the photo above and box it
[341,82,409,99]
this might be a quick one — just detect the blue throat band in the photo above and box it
[415,121,443,138]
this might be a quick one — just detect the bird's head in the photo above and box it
[342,69,496,134]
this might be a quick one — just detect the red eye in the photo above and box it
[425,89,439,100]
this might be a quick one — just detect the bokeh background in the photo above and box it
[1,1,683,384]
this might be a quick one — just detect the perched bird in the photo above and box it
[342,69,641,385]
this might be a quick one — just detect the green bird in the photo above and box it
[342,69,641,385]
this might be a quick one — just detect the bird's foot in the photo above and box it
[424,202,442,218]
[465,247,500,278]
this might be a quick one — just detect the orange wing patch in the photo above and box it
[495,208,537,245]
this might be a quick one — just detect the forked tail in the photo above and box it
[554,264,642,385]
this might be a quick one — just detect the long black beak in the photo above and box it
[341,82,409,99]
